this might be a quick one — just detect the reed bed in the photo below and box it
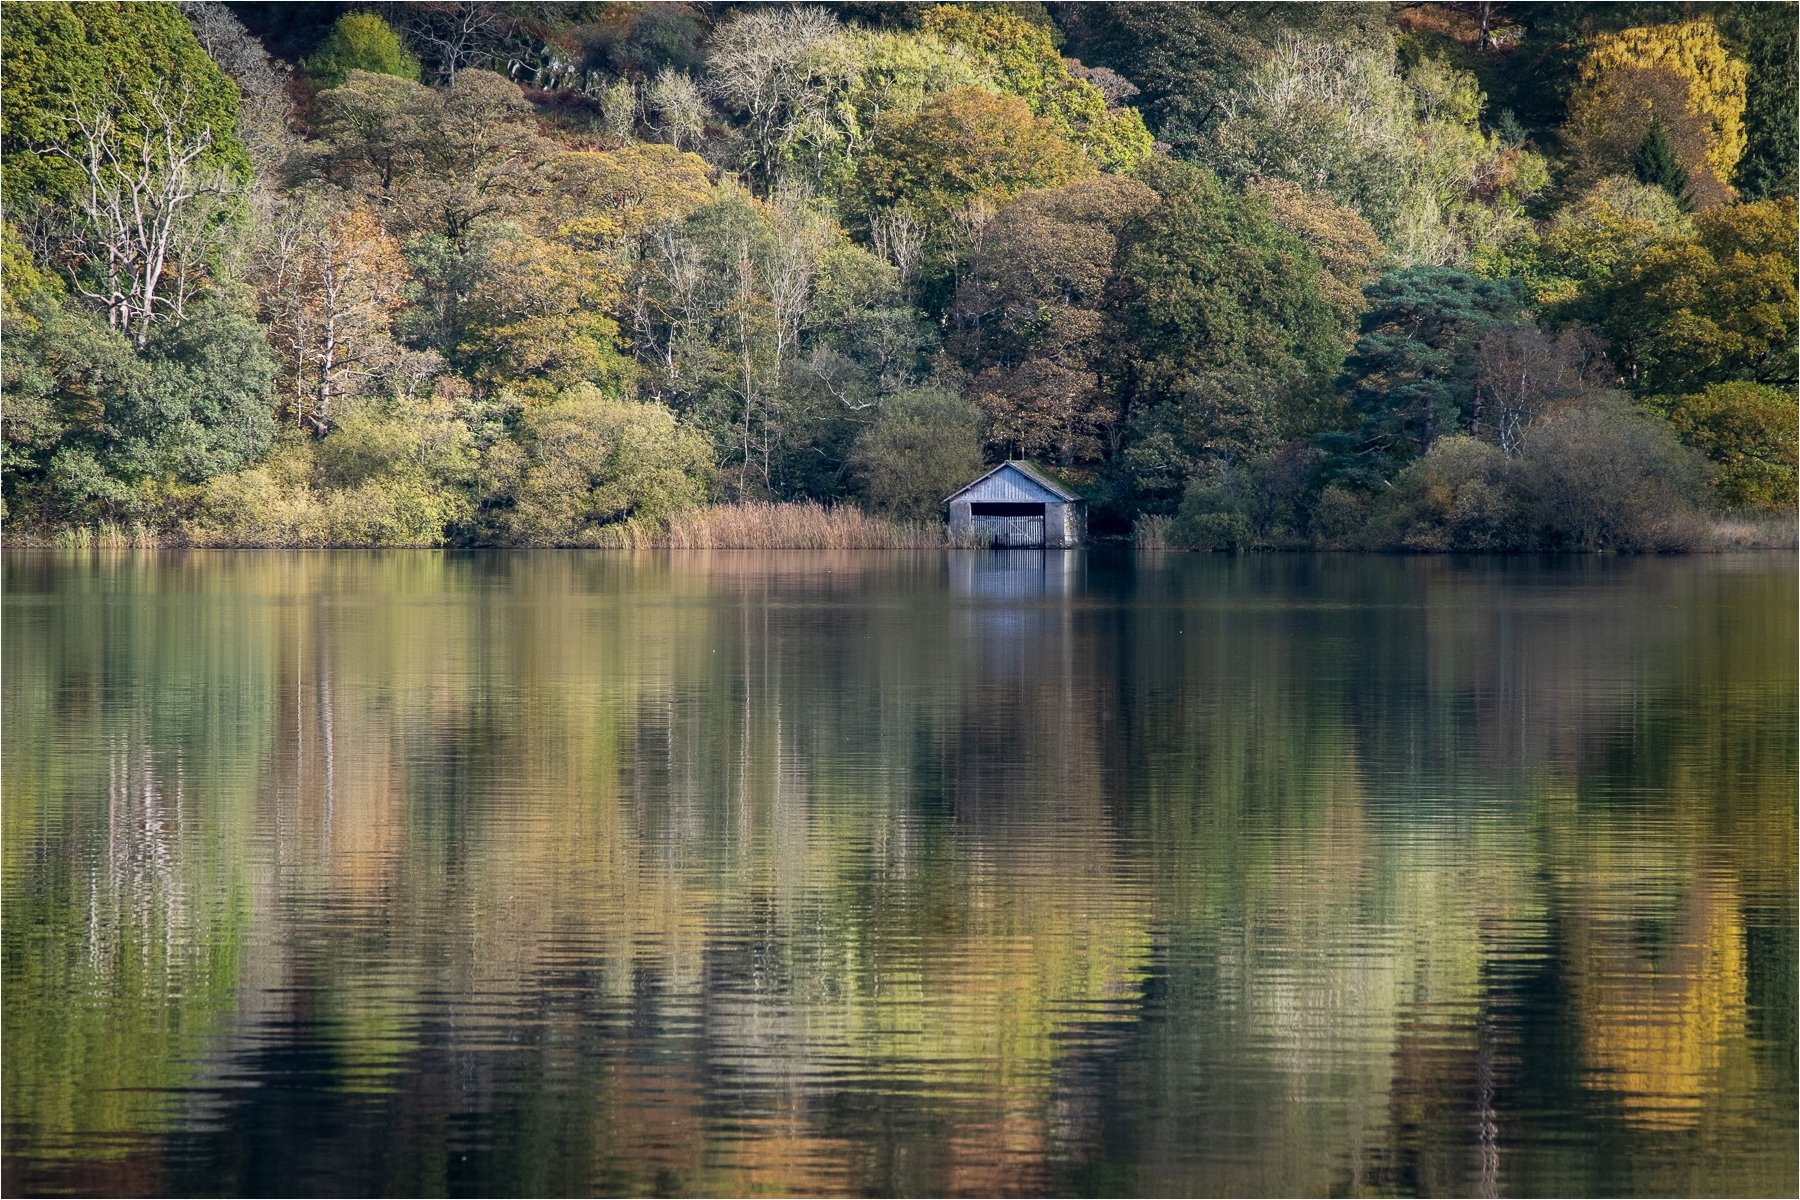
[16,522,164,549]
[1132,513,1174,551]
[648,501,955,549]
[1708,513,1798,550]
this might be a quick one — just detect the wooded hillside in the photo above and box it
[3,1,1794,549]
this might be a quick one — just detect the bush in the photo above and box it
[1512,401,1713,551]
[188,440,328,546]
[1174,508,1251,551]
[850,387,984,521]
[188,401,475,546]
[1311,484,1372,550]
[1365,435,1519,551]
[493,386,713,546]
[1169,445,1320,550]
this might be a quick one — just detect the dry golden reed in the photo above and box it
[644,501,956,549]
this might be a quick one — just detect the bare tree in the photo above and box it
[644,69,709,152]
[259,197,409,431]
[394,1,512,85]
[1473,326,1608,455]
[180,1,295,179]
[53,85,243,347]
[598,78,639,146]
[764,185,831,376]
[705,8,857,188]
[869,206,925,292]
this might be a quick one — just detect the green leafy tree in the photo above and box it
[918,5,1152,171]
[1326,267,1531,486]
[1,226,70,509]
[1601,197,1798,395]
[1511,399,1711,551]
[846,27,988,129]
[191,398,477,546]
[1360,434,1517,552]
[0,1,250,206]
[306,11,422,87]
[849,386,984,520]
[630,185,930,501]
[704,7,861,192]
[403,219,631,398]
[5,286,277,528]
[1109,160,1344,509]
[486,386,713,545]
[1649,381,1798,511]
[786,244,941,500]
[1251,179,1386,347]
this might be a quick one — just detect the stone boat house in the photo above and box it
[946,462,1087,548]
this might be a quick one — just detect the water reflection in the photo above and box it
[3,551,1794,1197]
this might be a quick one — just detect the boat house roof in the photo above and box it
[945,461,1083,505]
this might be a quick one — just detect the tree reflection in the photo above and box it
[2,550,1793,1197]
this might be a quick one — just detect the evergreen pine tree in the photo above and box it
[1634,120,1692,208]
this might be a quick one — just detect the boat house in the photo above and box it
[946,462,1086,548]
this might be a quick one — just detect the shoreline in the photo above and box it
[8,501,1794,555]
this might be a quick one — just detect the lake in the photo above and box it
[3,550,1794,1197]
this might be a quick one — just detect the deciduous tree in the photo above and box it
[1110,160,1343,507]
[1570,21,1747,190]
[949,176,1157,464]
[849,386,984,520]
[261,201,411,431]
[1601,197,1798,395]
[306,11,421,87]
[490,386,713,545]
[856,89,1093,239]
[1649,382,1797,511]
[918,5,1152,171]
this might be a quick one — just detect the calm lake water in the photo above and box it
[3,550,1795,1197]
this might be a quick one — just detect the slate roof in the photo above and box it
[945,461,1083,504]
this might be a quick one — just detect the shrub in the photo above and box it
[850,387,984,521]
[1311,484,1372,550]
[188,402,476,546]
[188,440,328,546]
[494,386,713,546]
[1512,401,1713,551]
[1365,435,1520,551]
[1169,445,1320,550]
[1174,508,1252,551]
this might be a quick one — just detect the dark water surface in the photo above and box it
[3,550,1794,1198]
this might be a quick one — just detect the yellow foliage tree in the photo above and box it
[1572,21,1748,187]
